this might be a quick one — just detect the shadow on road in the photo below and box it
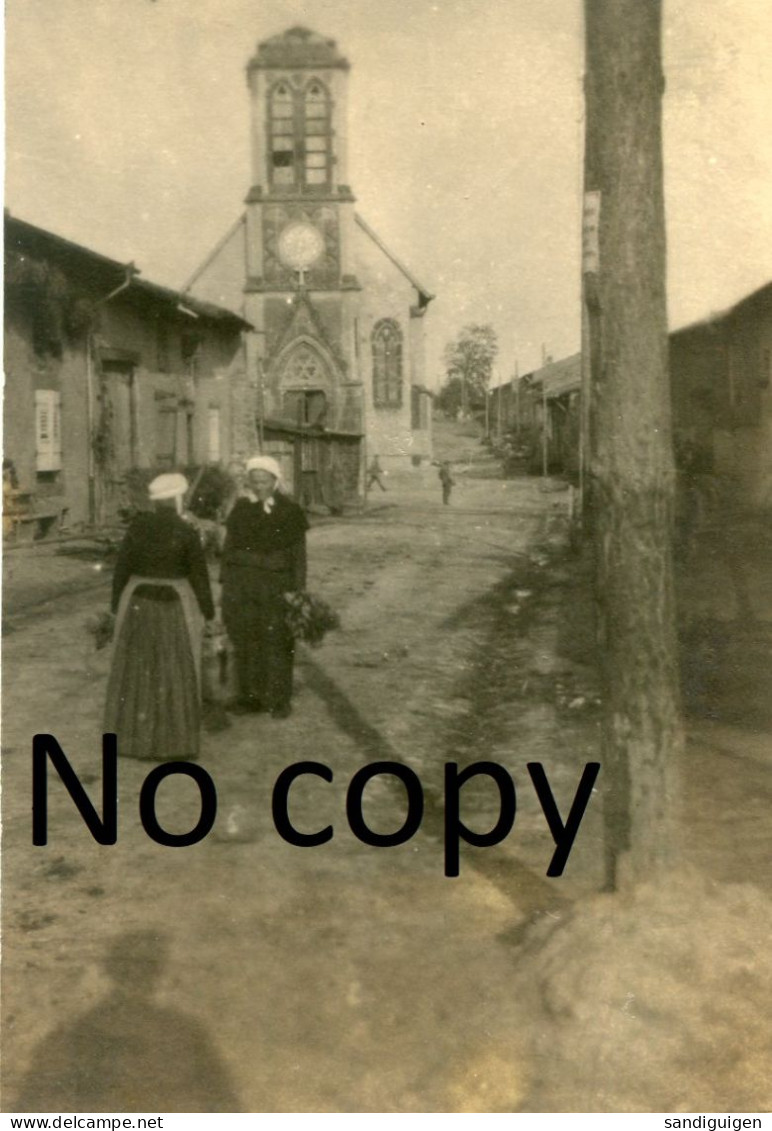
[12,929,240,1113]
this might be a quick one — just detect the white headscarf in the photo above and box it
[244,455,283,512]
[148,472,188,514]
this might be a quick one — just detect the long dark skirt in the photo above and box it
[222,571,295,711]
[104,586,200,761]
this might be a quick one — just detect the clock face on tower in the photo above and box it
[277,222,325,271]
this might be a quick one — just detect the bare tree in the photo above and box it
[582,0,682,887]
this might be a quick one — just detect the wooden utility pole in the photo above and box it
[541,379,548,480]
[514,362,520,439]
[583,0,682,887]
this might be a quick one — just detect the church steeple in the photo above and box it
[241,26,360,435]
[186,24,433,474]
[246,26,351,199]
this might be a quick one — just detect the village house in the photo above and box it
[487,354,581,478]
[488,278,772,514]
[669,280,772,508]
[517,354,581,478]
[4,213,253,535]
[185,25,435,505]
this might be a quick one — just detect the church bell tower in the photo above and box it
[243,26,361,430]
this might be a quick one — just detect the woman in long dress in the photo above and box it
[104,472,215,760]
[220,455,308,719]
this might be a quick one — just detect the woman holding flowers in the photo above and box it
[220,455,308,719]
[104,472,215,760]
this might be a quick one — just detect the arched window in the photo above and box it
[269,82,296,186]
[303,81,331,187]
[372,320,403,407]
[267,80,332,190]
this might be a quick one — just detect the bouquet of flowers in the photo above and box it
[284,591,340,648]
[85,611,115,650]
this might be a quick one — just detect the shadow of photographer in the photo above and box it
[13,929,240,1113]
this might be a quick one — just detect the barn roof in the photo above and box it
[5,213,252,330]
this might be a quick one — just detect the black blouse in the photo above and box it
[222,493,308,591]
[111,509,215,619]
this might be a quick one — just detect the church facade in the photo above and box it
[186,26,434,500]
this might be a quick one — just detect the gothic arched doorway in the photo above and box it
[276,340,335,428]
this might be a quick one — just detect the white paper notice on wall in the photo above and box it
[582,190,601,273]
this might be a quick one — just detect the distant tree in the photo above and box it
[435,376,465,418]
[441,324,499,417]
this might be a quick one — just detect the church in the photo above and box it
[186,26,435,504]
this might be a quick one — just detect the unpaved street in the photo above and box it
[3,476,592,1112]
[3,471,771,1113]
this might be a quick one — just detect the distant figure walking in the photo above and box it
[438,461,456,505]
[366,455,387,492]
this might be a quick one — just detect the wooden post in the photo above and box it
[583,0,682,887]
[514,362,520,439]
[256,357,265,450]
[541,380,548,480]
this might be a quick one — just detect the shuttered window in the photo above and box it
[207,406,221,463]
[35,389,62,471]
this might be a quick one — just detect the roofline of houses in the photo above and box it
[492,280,772,395]
[519,352,582,397]
[670,280,772,340]
[5,212,253,331]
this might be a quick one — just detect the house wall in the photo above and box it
[4,256,249,530]
[717,292,772,507]
[670,287,772,508]
[3,308,91,525]
[99,301,246,473]
[669,328,728,471]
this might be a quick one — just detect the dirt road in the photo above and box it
[2,477,588,1112]
[3,470,770,1113]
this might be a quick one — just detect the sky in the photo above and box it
[5,0,771,386]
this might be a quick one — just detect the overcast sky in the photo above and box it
[5,0,771,384]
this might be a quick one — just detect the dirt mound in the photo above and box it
[514,867,772,1112]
